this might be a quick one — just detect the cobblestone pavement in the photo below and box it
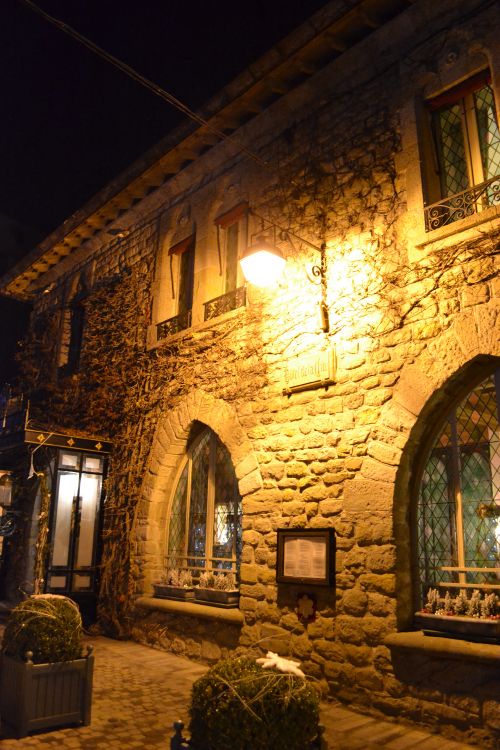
[0,634,488,749]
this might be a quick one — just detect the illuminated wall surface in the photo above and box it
[1,1,499,746]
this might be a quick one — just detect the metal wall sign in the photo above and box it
[24,429,112,454]
[276,528,335,585]
[283,348,336,395]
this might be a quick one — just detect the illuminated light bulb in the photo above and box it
[240,238,286,288]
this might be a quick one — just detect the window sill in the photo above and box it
[384,630,499,665]
[136,596,244,624]
[415,202,499,251]
[147,303,246,350]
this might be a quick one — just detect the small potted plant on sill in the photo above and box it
[415,587,500,641]
[153,568,195,601]
[194,570,239,607]
[0,594,93,738]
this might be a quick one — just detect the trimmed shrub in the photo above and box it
[189,656,319,750]
[2,594,83,664]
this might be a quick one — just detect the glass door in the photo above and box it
[46,450,105,620]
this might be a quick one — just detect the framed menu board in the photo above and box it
[276,528,335,585]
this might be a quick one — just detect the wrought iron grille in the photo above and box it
[203,287,246,321]
[424,174,500,231]
[417,370,500,602]
[156,310,192,340]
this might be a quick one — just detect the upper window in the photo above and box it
[423,71,500,231]
[157,234,195,340]
[204,204,247,321]
[417,368,500,609]
[166,426,242,576]
[59,278,87,375]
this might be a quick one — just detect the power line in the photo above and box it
[17,0,272,173]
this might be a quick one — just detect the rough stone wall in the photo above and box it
[17,0,500,746]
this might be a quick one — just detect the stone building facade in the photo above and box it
[0,0,499,746]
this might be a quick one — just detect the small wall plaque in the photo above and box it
[276,528,335,586]
[283,349,336,395]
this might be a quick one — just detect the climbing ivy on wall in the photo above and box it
[15,78,499,636]
[17,231,267,635]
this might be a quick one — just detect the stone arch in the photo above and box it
[344,300,500,627]
[138,389,262,591]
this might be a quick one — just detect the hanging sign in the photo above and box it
[283,348,336,395]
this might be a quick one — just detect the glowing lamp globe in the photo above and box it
[240,239,286,288]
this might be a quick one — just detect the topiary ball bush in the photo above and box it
[2,594,83,664]
[189,656,320,750]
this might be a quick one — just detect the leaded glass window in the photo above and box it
[432,77,500,199]
[166,427,242,576]
[424,71,500,230]
[417,369,500,604]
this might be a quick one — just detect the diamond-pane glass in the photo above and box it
[475,84,500,181]
[435,103,469,197]
[167,463,188,565]
[417,369,500,604]
[212,440,243,568]
[187,431,210,566]
[461,450,497,580]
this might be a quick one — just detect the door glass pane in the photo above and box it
[83,455,104,473]
[59,452,80,470]
[75,473,102,568]
[73,574,92,590]
[52,471,79,566]
[49,575,67,588]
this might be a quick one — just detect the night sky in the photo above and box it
[0,0,328,381]
[1,0,328,240]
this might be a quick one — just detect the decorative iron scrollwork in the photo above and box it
[203,287,246,321]
[157,310,192,340]
[425,175,500,231]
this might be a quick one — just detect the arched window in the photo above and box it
[417,369,500,606]
[166,426,242,575]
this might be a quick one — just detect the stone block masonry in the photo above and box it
[16,1,500,748]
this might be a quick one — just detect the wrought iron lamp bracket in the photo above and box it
[249,209,330,332]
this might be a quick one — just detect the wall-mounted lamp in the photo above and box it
[239,209,330,332]
[240,236,286,288]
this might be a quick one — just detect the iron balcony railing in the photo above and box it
[156,310,192,341]
[203,286,246,321]
[424,174,500,231]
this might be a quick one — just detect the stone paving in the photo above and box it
[0,634,488,749]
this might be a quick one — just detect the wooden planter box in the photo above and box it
[0,648,94,738]
[153,583,195,601]
[194,588,240,607]
[414,612,500,642]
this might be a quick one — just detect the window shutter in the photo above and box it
[214,202,248,229]
[168,234,195,256]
